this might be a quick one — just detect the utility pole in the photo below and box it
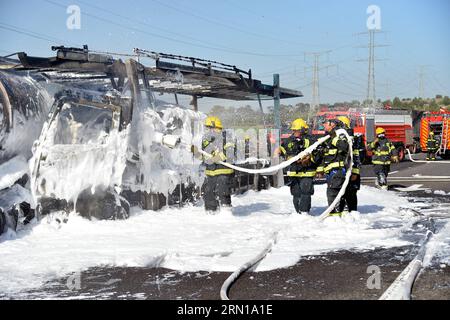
[273,73,281,130]
[355,30,389,107]
[304,50,334,119]
[368,29,375,104]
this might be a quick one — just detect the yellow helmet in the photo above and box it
[290,118,309,131]
[337,116,351,128]
[376,127,386,135]
[204,116,223,129]
[429,132,434,136]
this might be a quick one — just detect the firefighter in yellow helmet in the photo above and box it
[337,116,361,213]
[275,118,322,214]
[367,127,398,190]
[337,116,351,129]
[200,116,235,213]
[426,132,439,161]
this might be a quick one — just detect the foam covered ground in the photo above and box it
[0,184,426,295]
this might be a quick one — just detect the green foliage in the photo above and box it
[384,96,449,111]
[208,103,311,129]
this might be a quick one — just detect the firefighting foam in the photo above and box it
[0,184,423,296]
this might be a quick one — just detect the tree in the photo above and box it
[442,96,450,106]
[392,97,402,109]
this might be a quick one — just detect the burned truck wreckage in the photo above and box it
[0,45,302,234]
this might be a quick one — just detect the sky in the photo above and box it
[0,0,449,112]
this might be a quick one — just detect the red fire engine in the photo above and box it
[310,106,420,162]
[420,110,450,159]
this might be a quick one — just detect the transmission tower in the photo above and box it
[418,65,430,99]
[355,30,389,107]
[304,50,334,117]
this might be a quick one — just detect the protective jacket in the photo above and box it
[316,130,349,174]
[202,130,235,177]
[346,128,362,175]
[367,137,396,165]
[427,137,439,151]
[280,134,321,178]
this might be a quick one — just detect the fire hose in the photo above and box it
[379,217,435,300]
[193,134,331,175]
[213,129,354,300]
[188,129,353,221]
[220,231,279,300]
[406,149,450,164]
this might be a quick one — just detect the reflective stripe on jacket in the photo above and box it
[316,131,349,174]
[280,134,320,178]
[202,130,235,176]
[427,138,439,151]
[368,138,396,165]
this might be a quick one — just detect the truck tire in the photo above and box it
[441,151,450,160]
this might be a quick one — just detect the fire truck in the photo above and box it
[420,110,450,159]
[310,106,421,162]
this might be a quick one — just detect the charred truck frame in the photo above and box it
[0,45,302,221]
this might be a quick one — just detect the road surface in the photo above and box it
[4,155,450,300]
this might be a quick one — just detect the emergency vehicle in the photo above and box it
[420,110,450,159]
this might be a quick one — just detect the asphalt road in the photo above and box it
[6,156,450,300]
[361,153,450,192]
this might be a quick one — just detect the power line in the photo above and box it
[43,0,305,60]
[74,0,306,59]
[43,0,239,53]
[0,24,65,45]
[254,65,310,78]
[334,67,367,89]
[0,21,83,48]
[150,0,322,49]
[430,72,449,94]
[334,63,369,83]
[0,49,17,56]
[290,81,314,91]
[320,84,364,98]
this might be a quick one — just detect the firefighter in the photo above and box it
[367,127,398,190]
[316,119,350,217]
[275,118,321,214]
[199,116,235,213]
[337,116,361,213]
[426,132,439,161]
